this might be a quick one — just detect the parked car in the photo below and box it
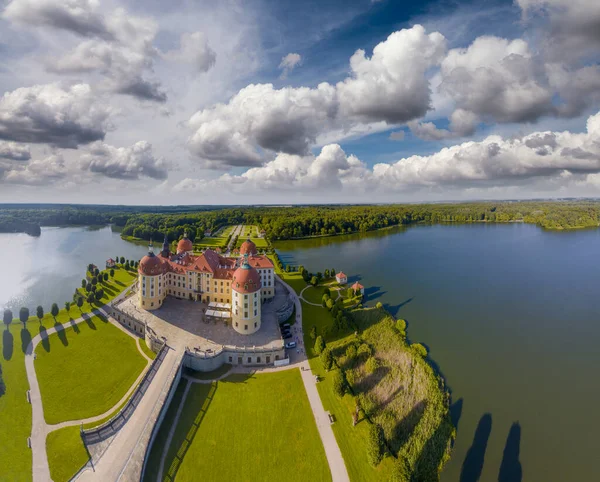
[283,332,293,339]
[286,341,297,349]
[280,323,291,330]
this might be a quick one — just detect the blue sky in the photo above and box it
[0,0,599,204]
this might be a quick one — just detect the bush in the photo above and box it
[310,276,318,286]
[391,455,411,482]
[376,301,383,309]
[323,287,331,297]
[357,343,371,358]
[332,370,345,398]
[314,335,325,355]
[345,370,355,389]
[320,347,334,371]
[309,325,317,340]
[365,356,380,374]
[366,423,385,467]
[396,318,407,332]
[326,299,334,310]
[411,343,428,358]
[345,344,357,364]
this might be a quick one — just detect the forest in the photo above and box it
[2,201,600,238]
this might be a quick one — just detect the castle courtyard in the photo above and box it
[116,279,290,353]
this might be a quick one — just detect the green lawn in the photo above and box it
[34,314,147,424]
[46,426,88,482]
[146,370,331,482]
[0,322,33,480]
[193,237,227,249]
[235,236,269,249]
[138,338,157,360]
[0,265,135,480]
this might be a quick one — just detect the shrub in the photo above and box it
[110,269,115,278]
[391,455,411,482]
[345,370,355,388]
[323,287,331,297]
[411,343,428,358]
[320,347,334,371]
[332,370,345,398]
[50,303,59,318]
[396,318,407,332]
[365,356,380,374]
[326,299,334,310]
[345,344,357,365]
[36,306,44,322]
[366,423,385,467]
[310,276,318,286]
[314,335,325,355]
[376,301,383,309]
[357,343,371,358]
[309,325,317,340]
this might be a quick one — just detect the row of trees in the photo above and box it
[5,200,600,239]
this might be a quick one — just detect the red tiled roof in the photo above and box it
[336,272,347,278]
[351,282,364,290]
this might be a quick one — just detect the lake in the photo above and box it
[0,226,147,315]
[275,223,600,482]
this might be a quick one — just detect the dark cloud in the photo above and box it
[3,0,112,39]
[0,83,110,148]
[116,78,167,103]
[0,141,31,161]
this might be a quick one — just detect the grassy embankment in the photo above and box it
[0,265,137,480]
[276,261,454,481]
[46,426,89,482]
[138,337,157,360]
[144,370,331,482]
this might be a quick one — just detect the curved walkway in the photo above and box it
[26,287,142,482]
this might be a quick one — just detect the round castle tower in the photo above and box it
[138,242,166,310]
[231,253,262,335]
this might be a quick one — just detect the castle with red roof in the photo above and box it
[138,234,274,335]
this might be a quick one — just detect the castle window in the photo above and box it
[244,324,248,330]
[254,309,257,316]
[257,356,261,363]
[235,322,238,327]
[266,356,270,363]
[254,322,257,328]
[229,356,232,363]
[244,312,248,318]
[247,357,251,363]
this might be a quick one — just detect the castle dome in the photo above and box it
[139,248,165,276]
[232,255,261,293]
[239,238,258,256]
[177,234,193,254]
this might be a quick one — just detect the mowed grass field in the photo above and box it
[34,314,147,424]
[46,426,89,482]
[0,265,136,480]
[148,370,331,482]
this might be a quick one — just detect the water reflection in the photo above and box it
[0,226,146,314]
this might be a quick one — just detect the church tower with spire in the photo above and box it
[160,234,170,258]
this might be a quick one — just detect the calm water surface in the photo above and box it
[0,226,147,314]
[275,224,600,482]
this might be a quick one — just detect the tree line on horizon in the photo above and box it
[2,201,600,239]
